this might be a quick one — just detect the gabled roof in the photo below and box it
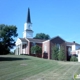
[19,38,46,43]
[27,38,46,43]
[49,36,80,46]
[19,38,28,42]
[50,36,65,42]
[65,42,73,45]
[19,37,80,46]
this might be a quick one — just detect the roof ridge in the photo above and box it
[28,38,46,41]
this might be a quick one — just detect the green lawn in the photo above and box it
[0,55,80,80]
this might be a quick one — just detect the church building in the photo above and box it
[15,8,80,62]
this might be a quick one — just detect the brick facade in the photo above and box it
[42,40,50,59]
[50,36,67,60]
[17,36,73,61]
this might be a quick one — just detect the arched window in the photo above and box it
[68,47,71,56]
[56,44,60,50]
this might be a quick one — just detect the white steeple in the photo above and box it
[23,8,33,38]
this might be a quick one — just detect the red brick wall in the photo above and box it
[42,40,50,59]
[29,42,42,58]
[50,37,67,60]
[23,41,30,55]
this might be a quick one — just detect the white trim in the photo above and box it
[42,40,50,43]
[25,38,30,42]
[15,38,22,46]
[29,41,43,43]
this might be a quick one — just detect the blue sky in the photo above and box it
[0,0,80,43]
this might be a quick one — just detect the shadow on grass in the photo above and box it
[0,57,30,61]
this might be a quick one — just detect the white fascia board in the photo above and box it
[42,40,50,43]
[15,38,22,46]
[25,38,30,42]
[30,41,42,43]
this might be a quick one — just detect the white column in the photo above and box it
[15,46,18,55]
[78,53,80,62]
[20,44,22,54]
[17,45,20,55]
[17,46,19,55]
[19,45,21,55]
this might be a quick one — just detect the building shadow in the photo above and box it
[0,56,30,61]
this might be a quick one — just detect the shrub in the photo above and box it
[31,45,42,55]
[70,56,78,61]
[52,46,59,60]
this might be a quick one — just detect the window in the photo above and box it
[68,47,71,56]
[32,42,36,46]
[22,44,26,49]
[56,44,60,50]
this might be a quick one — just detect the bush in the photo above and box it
[31,45,42,56]
[70,56,78,61]
[52,46,59,60]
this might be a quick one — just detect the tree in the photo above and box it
[58,46,66,61]
[34,33,50,40]
[0,24,18,54]
[31,45,42,56]
[52,45,59,60]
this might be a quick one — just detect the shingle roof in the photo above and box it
[65,41,80,46]
[19,38,28,42]
[50,36,65,42]
[65,42,73,45]
[19,38,46,43]
[27,38,46,43]
[19,37,80,46]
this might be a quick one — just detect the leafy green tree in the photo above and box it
[31,45,42,56]
[52,45,59,60]
[58,46,66,61]
[34,33,50,40]
[0,24,18,54]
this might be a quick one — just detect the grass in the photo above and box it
[0,55,80,80]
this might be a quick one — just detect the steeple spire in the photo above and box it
[23,8,33,38]
[27,8,31,23]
